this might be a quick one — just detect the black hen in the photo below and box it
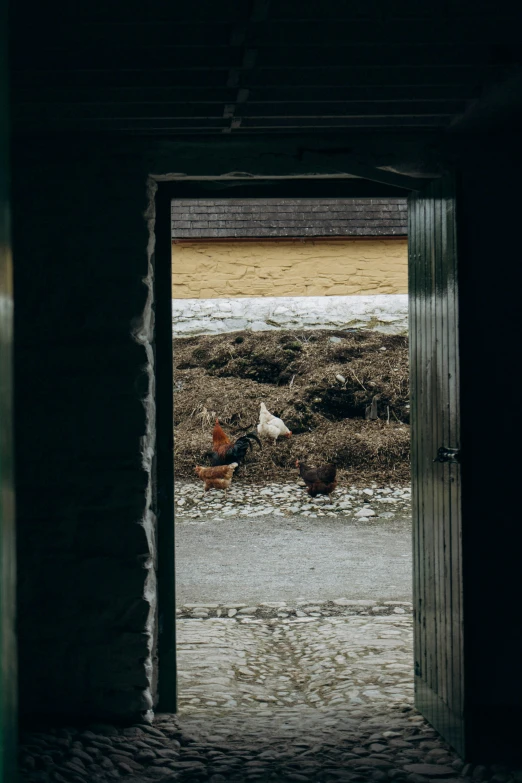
[211,419,261,468]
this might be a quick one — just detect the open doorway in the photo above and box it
[169,186,415,711]
[150,177,463,776]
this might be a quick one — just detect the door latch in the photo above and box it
[433,447,460,464]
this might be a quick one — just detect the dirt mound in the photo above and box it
[174,329,410,484]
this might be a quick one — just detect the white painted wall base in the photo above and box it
[172,295,408,337]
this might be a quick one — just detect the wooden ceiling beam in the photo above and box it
[13,16,518,41]
[13,102,464,120]
[238,116,450,129]
[13,46,521,70]
[14,36,521,50]
[15,116,449,131]
[238,102,464,117]
[12,65,493,89]
[12,85,478,104]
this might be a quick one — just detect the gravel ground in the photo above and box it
[175,481,412,522]
[175,482,412,604]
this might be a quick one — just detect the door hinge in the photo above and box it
[433,447,460,464]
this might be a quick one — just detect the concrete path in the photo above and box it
[175,513,412,604]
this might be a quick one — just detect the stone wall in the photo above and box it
[171,238,408,298]
[12,141,158,723]
[172,294,408,336]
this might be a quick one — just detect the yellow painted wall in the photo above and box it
[171,238,408,298]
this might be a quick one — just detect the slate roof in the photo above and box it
[171,198,407,239]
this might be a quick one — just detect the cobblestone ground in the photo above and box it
[19,606,522,783]
[176,603,414,712]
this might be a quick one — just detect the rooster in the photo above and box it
[257,402,292,443]
[194,463,238,499]
[296,459,337,502]
[210,419,261,469]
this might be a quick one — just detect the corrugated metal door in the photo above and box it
[408,176,464,755]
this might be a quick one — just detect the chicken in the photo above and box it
[210,419,261,468]
[296,459,337,502]
[257,402,292,443]
[194,462,238,498]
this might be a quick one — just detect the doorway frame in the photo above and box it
[153,176,415,712]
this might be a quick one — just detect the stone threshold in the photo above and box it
[176,600,413,620]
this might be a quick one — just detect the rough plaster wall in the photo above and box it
[172,295,408,336]
[171,238,408,298]
[131,177,159,717]
[13,143,157,722]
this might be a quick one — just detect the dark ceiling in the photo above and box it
[9,0,522,136]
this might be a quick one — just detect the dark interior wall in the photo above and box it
[13,129,522,731]
[457,132,522,758]
[11,131,437,722]
[1,2,17,772]
[12,140,157,722]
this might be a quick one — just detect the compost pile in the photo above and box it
[173,329,410,485]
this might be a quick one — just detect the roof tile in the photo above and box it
[172,198,407,238]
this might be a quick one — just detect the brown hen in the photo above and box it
[194,462,238,498]
[296,460,337,502]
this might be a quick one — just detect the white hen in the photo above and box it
[257,402,292,443]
